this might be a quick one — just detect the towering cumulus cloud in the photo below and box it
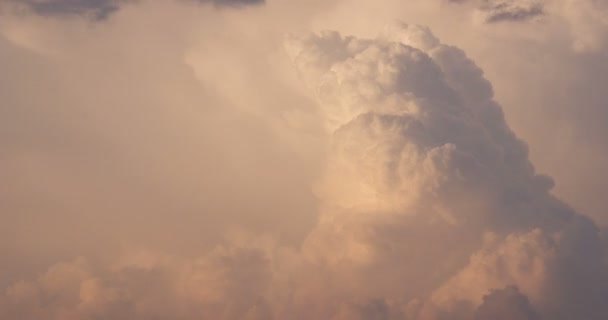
[284,22,608,319]
[1,20,607,320]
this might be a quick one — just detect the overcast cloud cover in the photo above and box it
[1,0,608,319]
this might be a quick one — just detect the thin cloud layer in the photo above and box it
[3,0,264,20]
[193,0,265,7]
[2,17,607,319]
[447,0,544,23]
[477,0,544,23]
[5,0,130,20]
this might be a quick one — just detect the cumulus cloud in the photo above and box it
[0,0,321,295]
[0,244,277,320]
[454,0,608,222]
[474,286,540,320]
[2,1,608,319]
[285,22,608,319]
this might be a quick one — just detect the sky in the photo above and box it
[1,0,608,319]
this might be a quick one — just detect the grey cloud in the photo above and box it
[9,0,129,20]
[479,0,544,24]
[5,0,264,20]
[448,0,545,23]
[192,0,265,8]
[474,286,540,320]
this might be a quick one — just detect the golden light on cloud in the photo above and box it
[2,0,608,319]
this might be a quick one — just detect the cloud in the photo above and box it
[445,0,544,23]
[476,0,544,23]
[288,24,607,319]
[474,286,540,320]
[192,0,265,8]
[0,244,277,320]
[2,0,264,21]
[453,0,608,223]
[443,0,607,51]
[0,0,321,293]
[285,22,608,319]
[5,0,130,20]
[2,1,608,319]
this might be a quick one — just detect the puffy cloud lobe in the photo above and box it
[474,286,540,320]
[0,243,276,320]
[287,22,608,319]
[3,20,608,320]
[438,0,608,223]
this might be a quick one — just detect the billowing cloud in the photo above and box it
[285,22,608,320]
[2,0,608,319]
[4,18,607,319]
[0,244,277,320]
[474,286,540,320]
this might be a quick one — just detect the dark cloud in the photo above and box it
[5,0,264,20]
[193,0,265,8]
[474,286,540,320]
[447,0,544,23]
[478,0,544,23]
[10,0,129,20]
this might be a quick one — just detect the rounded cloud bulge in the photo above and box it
[2,17,608,320]
[284,22,608,320]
